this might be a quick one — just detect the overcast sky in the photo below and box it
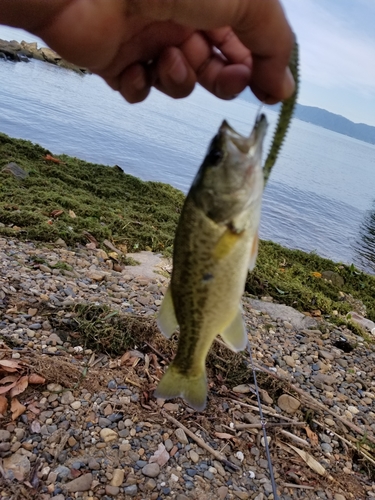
[282,0,375,126]
[1,2,374,127]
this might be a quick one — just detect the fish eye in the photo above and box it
[206,136,224,166]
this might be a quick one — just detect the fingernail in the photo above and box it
[283,66,295,98]
[132,65,146,91]
[168,56,188,84]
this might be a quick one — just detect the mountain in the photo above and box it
[240,90,375,146]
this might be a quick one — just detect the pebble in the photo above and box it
[65,473,93,492]
[142,463,160,478]
[175,428,189,444]
[0,236,373,500]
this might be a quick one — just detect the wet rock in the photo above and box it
[65,472,93,492]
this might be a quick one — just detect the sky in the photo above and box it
[282,0,375,126]
[1,1,375,127]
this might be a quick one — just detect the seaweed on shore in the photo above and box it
[1,132,374,327]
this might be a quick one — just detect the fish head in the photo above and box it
[190,114,268,225]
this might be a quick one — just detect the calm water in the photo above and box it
[0,27,374,273]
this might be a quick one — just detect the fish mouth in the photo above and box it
[220,114,268,154]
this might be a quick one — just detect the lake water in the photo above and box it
[0,27,374,274]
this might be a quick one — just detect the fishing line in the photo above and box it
[247,341,279,500]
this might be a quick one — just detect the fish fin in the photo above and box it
[154,364,207,412]
[248,232,259,271]
[157,285,178,338]
[220,308,248,352]
[213,228,242,261]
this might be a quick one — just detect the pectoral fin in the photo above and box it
[248,232,259,271]
[213,228,242,261]
[220,308,248,352]
[157,285,178,338]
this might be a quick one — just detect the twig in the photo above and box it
[144,341,170,363]
[313,419,375,467]
[161,410,240,471]
[229,398,300,423]
[125,377,142,388]
[281,483,315,490]
[236,422,306,430]
[280,430,310,448]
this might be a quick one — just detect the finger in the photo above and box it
[180,32,251,99]
[107,63,151,103]
[128,0,295,101]
[154,47,197,99]
[205,27,251,67]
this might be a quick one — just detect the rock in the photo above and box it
[2,162,28,179]
[348,311,375,334]
[70,400,81,410]
[61,391,75,405]
[110,468,124,486]
[3,454,30,481]
[142,463,160,478]
[249,299,317,329]
[321,270,344,287]
[65,472,93,492]
[284,355,296,368]
[100,428,118,442]
[313,374,338,388]
[105,485,120,495]
[347,406,360,415]
[144,478,157,491]
[334,495,346,500]
[278,394,300,414]
[189,450,199,463]
[0,430,11,442]
[218,486,229,500]
[175,428,189,444]
[124,485,138,496]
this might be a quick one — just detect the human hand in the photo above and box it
[1,0,295,104]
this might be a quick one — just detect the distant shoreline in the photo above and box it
[0,38,88,74]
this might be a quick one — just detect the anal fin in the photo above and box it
[157,285,178,338]
[220,308,248,352]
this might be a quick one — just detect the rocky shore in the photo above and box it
[0,39,88,74]
[0,236,375,500]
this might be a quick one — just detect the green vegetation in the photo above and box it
[1,132,374,327]
[0,132,184,253]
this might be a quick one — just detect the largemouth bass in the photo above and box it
[154,114,268,411]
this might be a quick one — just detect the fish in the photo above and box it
[154,113,268,411]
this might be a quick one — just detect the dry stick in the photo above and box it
[236,422,306,430]
[313,419,375,467]
[161,410,240,471]
[229,398,300,424]
[223,337,375,447]
[280,430,310,448]
[281,483,315,490]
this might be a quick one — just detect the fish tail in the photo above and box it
[154,363,207,412]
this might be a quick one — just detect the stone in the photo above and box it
[100,428,118,442]
[141,463,160,478]
[189,450,199,463]
[110,468,124,487]
[124,485,138,496]
[70,400,81,410]
[61,391,75,405]
[65,473,93,492]
[105,485,120,495]
[284,355,296,367]
[0,430,11,441]
[277,394,300,414]
[3,454,30,481]
[218,486,229,500]
[175,428,189,444]
[248,299,317,329]
[144,478,157,491]
[2,162,28,179]
[334,494,346,500]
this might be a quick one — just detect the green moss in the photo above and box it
[0,132,184,254]
[246,240,375,323]
[1,132,374,330]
